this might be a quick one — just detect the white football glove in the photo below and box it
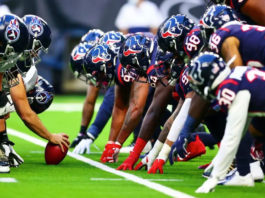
[73,138,93,154]
[195,177,218,193]
[2,141,24,167]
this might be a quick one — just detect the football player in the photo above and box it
[70,31,124,154]
[117,14,195,170]
[188,52,265,193]
[0,15,69,173]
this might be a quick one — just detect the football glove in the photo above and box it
[117,151,139,170]
[73,138,93,154]
[168,134,191,165]
[134,155,152,171]
[148,159,165,174]
[2,141,24,167]
[100,143,121,163]
[70,132,87,148]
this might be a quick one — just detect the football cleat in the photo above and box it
[250,161,264,182]
[198,162,211,169]
[219,171,254,186]
[0,143,10,173]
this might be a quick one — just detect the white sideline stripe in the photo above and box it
[91,178,183,182]
[0,178,17,183]
[47,103,100,112]
[7,128,195,198]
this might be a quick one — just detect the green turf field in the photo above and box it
[1,95,265,198]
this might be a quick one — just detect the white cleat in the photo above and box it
[250,161,264,182]
[222,171,254,186]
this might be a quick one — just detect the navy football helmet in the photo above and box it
[27,76,54,114]
[119,33,154,77]
[0,14,29,72]
[70,42,94,81]
[99,31,125,54]
[22,15,51,65]
[200,4,239,30]
[82,43,115,87]
[157,14,194,57]
[187,52,228,100]
[81,29,104,45]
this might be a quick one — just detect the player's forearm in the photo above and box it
[138,84,173,141]
[116,104,144,144]
[81,102,94,127]
[157,98,184,143]
[108,106,127,142]
[21,111,52,141]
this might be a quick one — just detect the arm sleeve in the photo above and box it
[167,98,191,142]
[211,90,251,179]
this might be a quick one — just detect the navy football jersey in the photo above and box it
[175,67,193,100]
[214,66,265,114]
[114,58,137,86]
[209,22,265,67]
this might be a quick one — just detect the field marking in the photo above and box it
[91,178,183,182]
[8,128,195,198]
[47,103,100,112]
[0,178,17,183]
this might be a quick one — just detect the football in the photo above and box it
[45,142,68,165]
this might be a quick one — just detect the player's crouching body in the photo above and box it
[0,14,69,173]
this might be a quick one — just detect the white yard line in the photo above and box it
[8,128,195,198]
[90,178,183,182]
[0,178,17,183]
[47,103,100,112]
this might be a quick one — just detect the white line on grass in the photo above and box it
[8,128,195,198]
[47,103,100,112]
[90,178,183,182]
[0,178,17,183]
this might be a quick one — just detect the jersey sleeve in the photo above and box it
[209,27,231,54]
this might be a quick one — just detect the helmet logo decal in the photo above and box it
[72,45,87,61]
[123,36,142,56]
[36,91,50,104]
[161,17,183,38]
[91,45,111,63]
[105,32,121,44]
[29,17,44,37]
[5,19,20,43]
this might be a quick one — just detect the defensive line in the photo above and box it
[7,128,195,198]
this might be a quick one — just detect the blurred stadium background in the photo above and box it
[2,0,207,94]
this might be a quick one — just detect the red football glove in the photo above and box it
[148,159,165,174]
[100,143,121,163]
[134,156,150,171]
[117,151,139,170]
[177,135,206,161]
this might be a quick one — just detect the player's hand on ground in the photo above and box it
[70,132,87,148]
[134,155,152,171]
[148,159,165,174]
[49,133,70,152]
[117,151,139,170]
[195,177,218,193]
[100,143,121,163]
[175,134,190,160]
[73,137,93,154]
